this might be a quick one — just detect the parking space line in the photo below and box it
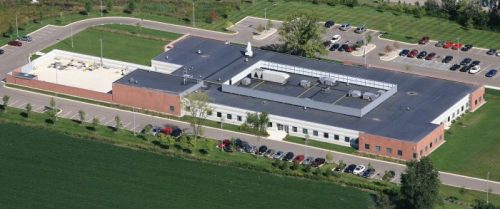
[34,105,44,112]
[105,119,114,126]
[123,122,131,129]
[16,102,27,109]
[61,111,72,118]
[70,113,79,120]
[9,100,19,107]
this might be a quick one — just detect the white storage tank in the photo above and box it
[252,69,290,84]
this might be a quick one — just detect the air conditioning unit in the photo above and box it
[362,92,379,101]
[241,77,252,86]
[319,77,336,86]
[348,90,362,97]
[300,80,311,88]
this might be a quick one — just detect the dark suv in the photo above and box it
[324,20,335,28]
[282,152,294,161]
[344,164,357,173]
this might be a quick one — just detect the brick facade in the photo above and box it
[469,86,485,112]
[6,72,113,102]
[112,83,182,116]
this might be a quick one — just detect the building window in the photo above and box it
[475,99,478,105]
[413,153,417,159]
[302,128,308,134]
[375,146,381,152]
[292,126,297,132]
[461,106,464,112]
[268,122,273,127]
[334,135,339,140]
[457,109,459,115]
[185,106,191,111]
[226,114,232,120]
[207,110,213,116]
[386,148,392,154]
[344,136,350,142]
[323,132,329,138]
[439,135,443,140]
[430,142,433,148]
[216,112,222,118]
[420,150,423,156]
[397,150,403,156]
[313,130,318,136]
[365,144,370,150]
[448,116,450,122]
[169,105,175,112]
[237,115,242,121]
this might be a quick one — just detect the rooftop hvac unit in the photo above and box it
[319,77,336,86]
[348,90,362,97]
[362,92,379,101]
[252,69,290,84]
[300,80,311,88]
[241,77,252,86]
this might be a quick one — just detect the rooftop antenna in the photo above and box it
[182,66,193,85]
[245,42,253,57]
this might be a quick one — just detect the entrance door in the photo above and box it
[284,125,289,133]
[277,123,284,131]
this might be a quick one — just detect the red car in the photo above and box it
[451,43,463,50]
[408,49,419,58]
[8,40,22,47]
[292,155,305,164]
[217,139,231,149]
[443,41,453,49]
[425,52,436,60]
[419,36,429,44]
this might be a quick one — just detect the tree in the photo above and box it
[25,103,32,118]
[370,192,395,209]
[125,0,136,14]
[84,0,92,14]
[325,152,334,163]
[46,108,57,124]
[2,95,10,111]
[266,19,273,30]
[400,157,440,209]
[257,24,265,32]
[258,112,269,132]
[366,34,373,45]
[78,110,86,124]
[209,10,219,23]
[278,11,326,58]
[105,0,113,12]
[114,115,122,131]
[91,117,100,131]
[49,97,56,110]
[143,124,153,140]
[471,199,496,209]
[393,41,400,49]
[182,91,213,140]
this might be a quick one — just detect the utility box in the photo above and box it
[252,69,290,84]
[300,80,311,88]
[319,77,336,86]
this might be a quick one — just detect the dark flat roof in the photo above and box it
[114,69,198,94]
[153,36,478,142]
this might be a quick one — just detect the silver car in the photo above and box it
[339,23,351,31]
[273,150,285,159]
[264,149,275,158]
[302,156,315,165]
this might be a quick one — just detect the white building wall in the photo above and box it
[151,60,182,75]
[431,94,470,128]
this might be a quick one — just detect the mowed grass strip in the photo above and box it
[431,89,500,181]
[0,123,373,209]
[42,24,181,65]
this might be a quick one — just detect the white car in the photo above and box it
[497,52,500,57]
[469,65,481,74]
[353,165,366,175]
[330,34,341,44]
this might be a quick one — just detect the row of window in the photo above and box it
[213,111,243,122]
[447,103,467,123]
[364,144,404,157]
[289,124,351,142]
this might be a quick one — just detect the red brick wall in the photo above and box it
[359,124,444,161]
[6,73,113,102]
[469,86,485,112]
[112,83,181,116]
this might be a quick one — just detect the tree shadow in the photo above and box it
[45,119,55,124]
[85,126,96,131]
[198,148,209,155]
[20,112,28,118]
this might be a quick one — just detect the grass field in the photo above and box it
[431,89,500,182]
[284,135,357,154]
[42,24,181,65]
[0,123,374,209]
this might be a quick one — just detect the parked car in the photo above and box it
[249,145,257,154]
[469,65,481,74]
[311,158,326,167]
[417,51,428,59]
[459,65,471,72]
[418,36,429,44]
[443,41,453,49]
[323,40,331,47]
[339,23,351,31]
[354,25,366,33]
[345,45,355,53]
[399,49,410,57]
[302,156,315,165]
[283,152,295,161]
[331,34,341,44]
[485,69,498,78]
[8,40,22,47]
[329,43,340,51]
[218,139,232,152]
[461,44,473,51]
[435,40,444,47]
[257,145,268,155]
[442,55,453,63]
[151,127,162,136]
[487,48,497,55]
[361,168,376,178]
[497,52,500,57]
[264,149,275,158]
[19,35,32,42]
[408,49,419,58]
[451,43,463,50]
[324,20,335,28]
[0,49,4,55]
[339,43,349,52]
[449,64,461,71]
[344,164,357,173]
[460,58,472,65]
[470,60,480,67]
[353,165,367,175]
[273,151,285,159]
[292,155,305,164]
[425,52,436,60]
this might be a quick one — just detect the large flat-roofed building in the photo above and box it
[6,36,485,160]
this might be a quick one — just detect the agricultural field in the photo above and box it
[431,89,500,182]
[42,24,181,65]
[0,123,374,209]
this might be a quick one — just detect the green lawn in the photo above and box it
[285,135,357,154]
[42,24,181,65]
[431,89,500,181]
[0,122,373,209]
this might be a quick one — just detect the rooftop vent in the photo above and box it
[128,77,135,83]
[197,49,202,55]
[348,90,362,97]
[362,92,379,101]
[319,77,336,86]
[241,77,252,86]
[300,80,311,88]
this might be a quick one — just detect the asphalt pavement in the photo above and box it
[0,16,499,195]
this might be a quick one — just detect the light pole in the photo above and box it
[99,37,103,66]
[220,117,224,140]
[487,171,490,204]
[264,7,268,30]
[100,0,103,17]
[192,1,195,27]
[15,13,19,38]
[133,107,136,136]
[70,24,74,48]
[456,37,460,64]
